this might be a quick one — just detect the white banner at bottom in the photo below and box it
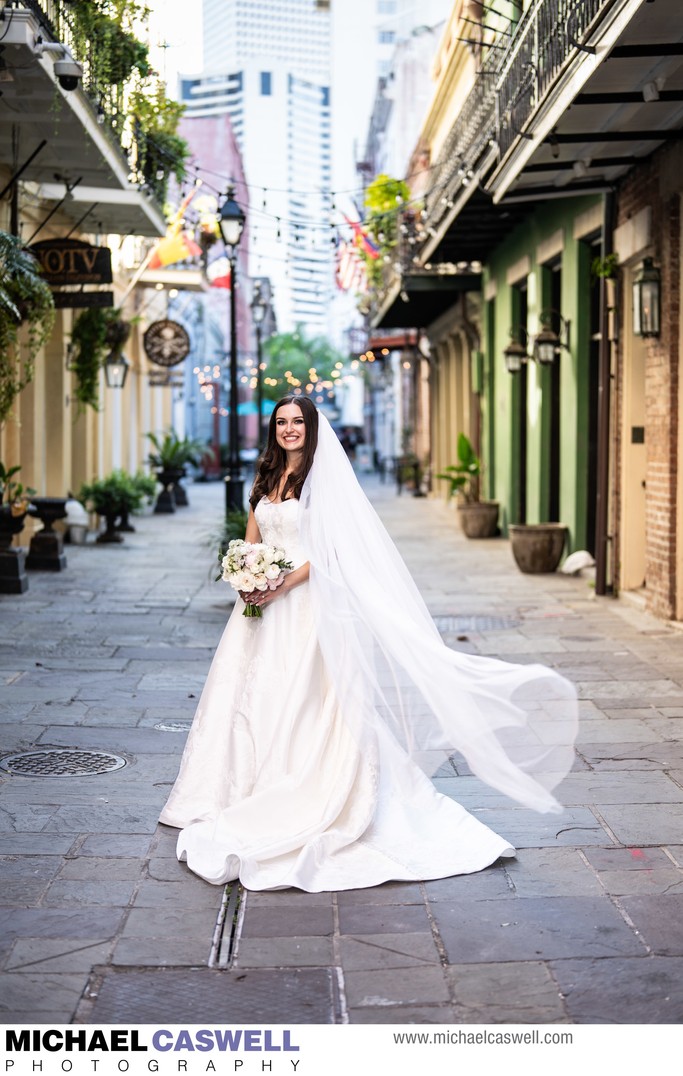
[2,1024,681,1076]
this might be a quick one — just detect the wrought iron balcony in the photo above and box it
[4,1,155,193]
[423,0,616,250]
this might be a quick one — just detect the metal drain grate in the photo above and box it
[209,882,245,968]
[154,721,192,732]
[433,614,521,632]
[0,748,127,777]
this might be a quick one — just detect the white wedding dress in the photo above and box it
[160,495,515,891]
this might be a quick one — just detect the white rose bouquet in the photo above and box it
[219,539,293,618]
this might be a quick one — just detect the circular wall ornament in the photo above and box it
[143,319,191,367]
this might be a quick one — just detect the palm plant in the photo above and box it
[436,434,482,504]
[0,232,55,424]
[146,431,205,471]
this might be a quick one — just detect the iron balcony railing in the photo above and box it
[424,0,616,243]
[6,1,152,191]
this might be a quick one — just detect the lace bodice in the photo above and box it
[254,497,305,568]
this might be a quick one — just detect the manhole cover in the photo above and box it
[0,748,127,777]
[79,967,344,1024]
[433,614,520,632]
[154,721,192,732]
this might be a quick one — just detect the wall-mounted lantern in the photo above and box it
[533,309,571,365]
[504,309,571,374]
[503,329,529,374]
[632,257,661,338]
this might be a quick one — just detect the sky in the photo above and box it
[146,0,204,93]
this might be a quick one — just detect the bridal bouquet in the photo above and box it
[219,539,293,618]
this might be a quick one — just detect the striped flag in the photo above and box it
[344,214,380,260]
[206,256,231,289]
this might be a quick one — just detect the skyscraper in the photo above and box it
[182,1,332,333]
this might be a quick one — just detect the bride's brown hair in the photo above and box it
[249,395,319,508]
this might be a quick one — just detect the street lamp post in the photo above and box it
[250,285,268,452]
[218,186,246,512]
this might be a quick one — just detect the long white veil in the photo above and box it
[299,410,577,814]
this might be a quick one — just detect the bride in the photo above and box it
[160,395,577,891]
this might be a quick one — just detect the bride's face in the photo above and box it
[275,403,306,454]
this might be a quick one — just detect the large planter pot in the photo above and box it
[174,467,189,507]
[509,523,568,574]
[457,501,499,539]
[154,468,182,514]
[0,505,32,593]
[0,504,29,550]
[96,510,124,544]
[115,506,136,533]
[26,497,68,571]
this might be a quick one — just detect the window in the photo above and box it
[260,71,272,96]
[378,30,395,44]
[378,1,396,12]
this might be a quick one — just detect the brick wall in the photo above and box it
[615,144,681,620]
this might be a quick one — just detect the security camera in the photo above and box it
[53,57,83,91]
[33,36,82,91]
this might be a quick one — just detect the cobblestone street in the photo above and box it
[1,478,683,1024]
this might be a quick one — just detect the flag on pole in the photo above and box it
[335,240,368,293]
[147,188,201,269]
[344,214,380,259]
[147,231,202,269]
[206,255,231,289]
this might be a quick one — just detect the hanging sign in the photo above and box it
[143,319,191,367]
[52,291,114,309]
[28,239,113,286]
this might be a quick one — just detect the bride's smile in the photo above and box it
[275,403,306,454]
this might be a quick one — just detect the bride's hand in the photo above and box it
[240,580,286,608]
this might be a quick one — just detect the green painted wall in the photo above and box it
[484,195,600,549]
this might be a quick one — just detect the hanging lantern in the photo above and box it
[632,257,661,338]
[104,352,129,389]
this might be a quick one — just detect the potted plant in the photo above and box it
[0,462,36,594]
[78,471,145,544]
[147,431,205,511]
[0,463,35,548]
[115,470,157,531]
[436,434,499,538]
[0,232,55,424]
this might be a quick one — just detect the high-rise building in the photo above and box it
[182,1,332,333]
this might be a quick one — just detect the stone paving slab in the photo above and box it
[6,939,114,973]
[595,804,683,844]
[347,1004,455,1024]
[446,961,567,1023]
[234,936,335,968]
[338,932,440,971]
[120,907,217,938]
[344,966,450,1009]
[619,894,683,954]
[433,896,644,963]
[503,848,605,897]
[468,807,608,847]
[0,972,88,1019]
[550,955,683,1022]
[111,937,211,967]
[240,905,335,938]
[2,906,124,941]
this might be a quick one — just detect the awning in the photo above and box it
[371,271,481,330]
